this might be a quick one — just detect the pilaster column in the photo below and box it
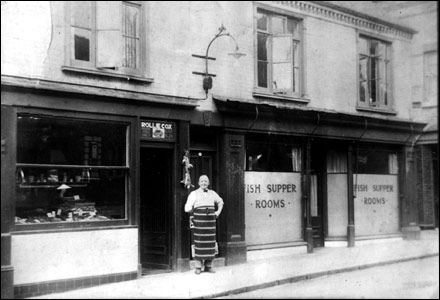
[304,139,313,253]
[1,105,16,299]
[218,131,247,265]
[399,145,421,239]
[347,144,355,247]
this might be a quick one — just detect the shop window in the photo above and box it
[66,1,144,77]
[254,8,304,99]
[354,149,398,175]
[358,35,393,111]
[15,115,129,226]
[246,143,301,172]
[326,150,347,173]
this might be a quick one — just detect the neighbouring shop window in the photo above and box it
[15,115,129,226]
[353,148,399,236]
[327,150,347,173]
[358,35,393,111]
[246,143,302,172]
[355,149,398,175]
[67,1,143,76]
[255,8,303,97]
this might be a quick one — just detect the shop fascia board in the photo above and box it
[1,75,200,109]
[213,95,426,143]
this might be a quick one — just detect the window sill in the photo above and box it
[12,220,134,234]
[252,91,310,103]
[62,66,154,83]
[356,106,397,115]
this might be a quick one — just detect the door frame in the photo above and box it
[138,142,176,271]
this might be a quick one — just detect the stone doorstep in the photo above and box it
[189,257,225,269]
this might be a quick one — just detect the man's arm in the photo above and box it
[214,193,224,218]
[184,192,195,213]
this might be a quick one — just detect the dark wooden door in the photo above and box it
[140,148,172,270]
[190,152,214,190]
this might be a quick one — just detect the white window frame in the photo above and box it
[423,49,438,107]
[253,6,307,102]
[357,33,394,113]
[64,1,146,78]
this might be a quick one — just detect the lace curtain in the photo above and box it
[327,150,347,173]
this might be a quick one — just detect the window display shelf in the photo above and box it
[18,183,87,189]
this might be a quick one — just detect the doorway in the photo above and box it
[140,147,173,273]
[310,146,325,247]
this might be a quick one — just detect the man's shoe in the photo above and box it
[204,267,216,273]
[195,268,201,275]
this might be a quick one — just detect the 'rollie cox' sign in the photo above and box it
[140,120,175,141]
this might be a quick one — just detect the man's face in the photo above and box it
[199,176,210,190]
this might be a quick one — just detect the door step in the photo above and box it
[189,257,225,269]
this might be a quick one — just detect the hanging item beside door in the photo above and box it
[181,150,194,190]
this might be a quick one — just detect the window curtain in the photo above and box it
[291,147,301,172]
[388,153,398,174]
[326,150,347,173]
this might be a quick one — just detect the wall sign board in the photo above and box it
[245,172,302,247]
[354,174,399,236]
[140,120,175,141]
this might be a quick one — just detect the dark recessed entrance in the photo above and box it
[140,147,173,274]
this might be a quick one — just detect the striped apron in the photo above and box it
[192,206,217,261]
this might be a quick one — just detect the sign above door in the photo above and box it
[140,120,176,141]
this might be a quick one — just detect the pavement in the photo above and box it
[31,229,439,299]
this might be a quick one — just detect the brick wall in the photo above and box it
[416,145,435,228]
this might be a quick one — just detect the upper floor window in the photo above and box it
[255,9,303,98]
[423,50,438,106]
[67,1,143,76]
[358,35,393,111]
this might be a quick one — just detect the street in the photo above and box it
[218,256,439,299]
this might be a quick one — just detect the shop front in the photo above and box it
[11,110,139,296]
[244,136,307,260]
[214,96,425,257]
[1,88,198,298]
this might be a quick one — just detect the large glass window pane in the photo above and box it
[122,2,140,69]
[15,115,129,225]
[355,150,397,174]
[15,167,126,224]
[246,143,296,172]
[17,116,127,165]
[327,150,347,173]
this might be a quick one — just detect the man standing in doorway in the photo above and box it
[185,175,224,274]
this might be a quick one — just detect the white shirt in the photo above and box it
[184,188,224,213]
